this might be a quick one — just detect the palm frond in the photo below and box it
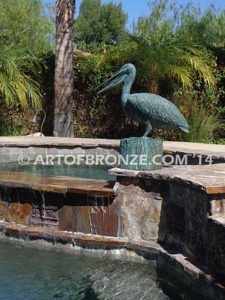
[128,32,215,87]
[0,55,42,109]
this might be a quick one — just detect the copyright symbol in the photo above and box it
[18,154,30,165]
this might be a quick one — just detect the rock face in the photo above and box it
[0,185,119,237]
[58,196,118,236]
[161,182,209,262]
[207,217,225,278]
[113,178,163,240]
[0,189,32,225]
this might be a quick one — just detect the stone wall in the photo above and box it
[0,137,225,165]
[113,177,210,261]
[207,217,225,279]
[113,173,225,280]
[0,187,119,237]
[0,178,165,242]
[1,173,225,280]
[161,183,209,262]
[0,158,225,283]
[207,193,225,279]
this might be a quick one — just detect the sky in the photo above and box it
[45,0,225,30]
[74,0,225,30]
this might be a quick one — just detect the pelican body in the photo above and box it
[97,63,189,136]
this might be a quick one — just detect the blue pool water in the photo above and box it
[0,240,197,300]
[0,163,115,181]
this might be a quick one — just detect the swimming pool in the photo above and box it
[0,240,198,300]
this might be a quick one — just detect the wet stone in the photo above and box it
[5,202,32,225]
[90,197,118,236]
[58,205,91,234]
[0,199,7,220]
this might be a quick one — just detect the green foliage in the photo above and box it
[0,0,222,140]
[130,0,216,89]
[0,0,54,61]
[212,138,225,144]
[179,4,225,49]
[0,47,42,109]
[75,53,115,90]
[79,0,216,93]
[0,117,22,136]
[74,0,128,51]
[73,51,137,139]
[0,0,54,109]
[174,81,224,142]
[180,106,221,143]
[129,34,215,88]
[73,0,225,141]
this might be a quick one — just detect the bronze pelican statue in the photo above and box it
[97,63,189,136]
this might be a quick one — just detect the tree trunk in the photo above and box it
[54,0,75,137]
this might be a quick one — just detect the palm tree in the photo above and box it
[0,47,42,109]
[97,0,215,93]
[129,33,215,92]
[54,0,75,137]
[95,33,215,97]
[129,1,215,92]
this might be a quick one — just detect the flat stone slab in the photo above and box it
[0,137,120,148]
[0,137,224,159]
[0,171,114,196]
[0,221,128,248]
[164,141,225,159]
[110,164,225,194]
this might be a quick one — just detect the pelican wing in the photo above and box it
[125,93,189,131]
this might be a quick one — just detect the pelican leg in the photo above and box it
[143,122,152,137]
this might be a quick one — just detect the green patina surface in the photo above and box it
[97,64,189,137]
[120,137,163,170]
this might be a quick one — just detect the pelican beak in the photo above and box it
[96,68,127,94]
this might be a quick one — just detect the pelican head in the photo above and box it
[97,63,136,94]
